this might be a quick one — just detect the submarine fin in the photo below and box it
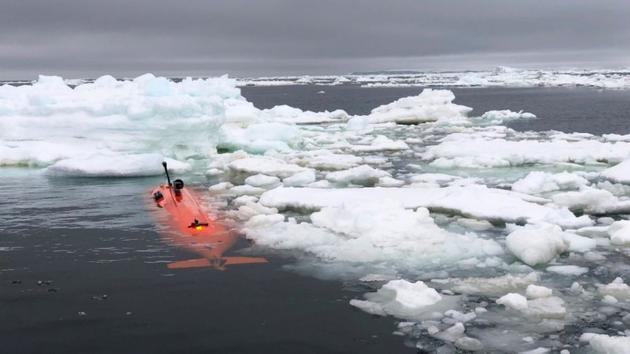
[167,258,211,269]
[222,256,268,266]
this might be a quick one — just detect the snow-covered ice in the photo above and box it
[364,89,472,124]
[259,186,589,227]
[4,73,630,352]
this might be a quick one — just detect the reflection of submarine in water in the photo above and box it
[150,162,267,270]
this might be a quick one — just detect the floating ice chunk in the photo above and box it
[444,310,476,323]
[497,293,529,311]
[260,105,348,124]
[350,135,409,152]
[424,137,630,168]
[228,156,306,178]
[231,201,278,221]
[598,277,630,301]
[576,225,610,238]
[434,322,466,342]
[348,299,387,316]
[374,280,442,309]
[245,201,502,270]
[608,221,630,245]
[231,195,259,207]
[244,174,281,188]
[350,280,447,320]
[526,285,553,299]
[505,224,569,266]
[205,168,223,176]
[601,159,630,184]
[435,272,540,296]
[546,265,589,276]
[498,292,566,319]
[45,154,190,177]
[526,296,566,318]
[512,171,588,195]
[409,173,460,184]
[219,122,299,153]
[479,110,536,123]
[224,99,259,124]
[456,218,494,231]
[307,180,332,188]
[1,74,242,168]
[359,273,397,282]
[282,169,316,187]
[207,150,250,171]
[208,182,233,192]
[377,176,405,187]
[551,187,630,214]
[519,348,550,354]
[229,185,266,196]
[602,295,618,304]
[562,232,597,253]
[325,165,389,186]
[366,89,472,124]
[346,116,369,131]
[455,336,484,351]
[259,186,588,227]
[580,333,630,354]
[300,153,362,170]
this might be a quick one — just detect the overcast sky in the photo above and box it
[1,0,629,79]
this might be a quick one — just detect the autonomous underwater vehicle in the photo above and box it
[150,162,267,270]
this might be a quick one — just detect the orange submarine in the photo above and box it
[150,162,267,270]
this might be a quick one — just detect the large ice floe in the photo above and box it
[3,74,630,352]
[236,67,630,89]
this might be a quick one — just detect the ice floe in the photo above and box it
[580,333,630,354]
[236,67,630,89]
[478,110,536,124]
[511,171,589,195]
[364,89,472,124]
[505,224,569,266]
[5,73,630,352]
[259,186,589,227]
[602,159,630,184]
[243,201,503,271]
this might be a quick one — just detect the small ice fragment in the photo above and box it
[229,185,266,196]
[455,336,483,351]
[496,293,528,311]
[433,322,466,342]
[512,171,587,195]
[283,169,316,187]
[598,277,630,301]
[526,296,566,319]
[519,348,550,354]
[526,285,553,299]
[580,333,630,354]
[244,174,280,188]
[603,295,619,304]
[325,165,389,186]
[608,221,630,245]
[601,159,630,184]
[349,299,387,316]
[444,310,476,323]
[506,224,568,266]
[208,182,234,192]
[546,265,589,276]
[359,274,396,282]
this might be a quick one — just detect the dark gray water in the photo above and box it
[242,85,630,135]
[0,169,407,354]
[2,86,630,353]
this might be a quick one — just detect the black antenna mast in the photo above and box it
[162,161,172,186]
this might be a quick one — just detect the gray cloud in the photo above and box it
[1,0,629,79]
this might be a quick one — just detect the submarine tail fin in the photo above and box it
[166,256,267,270]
